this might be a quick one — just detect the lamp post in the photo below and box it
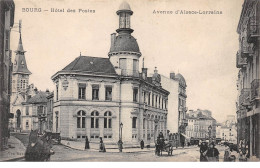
[208,125,212,144]
[118,122,123,152]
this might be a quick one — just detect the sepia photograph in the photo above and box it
[0,0,259,164]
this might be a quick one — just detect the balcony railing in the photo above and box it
[236,51,247,68]
[247,17,259,43]
[239,88,251,107]
[251,79,260,101]
[121,69,140,77]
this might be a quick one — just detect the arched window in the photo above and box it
[77,110,86,128]
[104,111,112,128]
[91,111,99,128]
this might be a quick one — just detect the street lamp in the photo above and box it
[208,125,212,144]
[118,122,123,152]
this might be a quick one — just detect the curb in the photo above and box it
[1,156,25,162]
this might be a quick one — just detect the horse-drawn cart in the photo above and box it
[156,140,174,156]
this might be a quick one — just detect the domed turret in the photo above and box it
[108,1,141,57]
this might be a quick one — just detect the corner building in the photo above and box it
[52,2,169,144]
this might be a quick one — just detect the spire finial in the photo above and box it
[15,20,25,54]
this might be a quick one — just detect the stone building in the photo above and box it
[236,0,260,159]
[0,0,15,150]
[185,109,216,144]
[161,72,188,145]
[51,2,169,144]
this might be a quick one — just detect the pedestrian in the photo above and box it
[224,143,230,162]
[99,137,106,152]
[140,139,144,149]
[85,136,90,149]
[206,142,219,162]
[200,142,208,162]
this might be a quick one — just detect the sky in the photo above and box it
[11,0,244,123]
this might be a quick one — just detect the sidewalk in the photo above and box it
[61,140,197,153]
[0,136,26,161]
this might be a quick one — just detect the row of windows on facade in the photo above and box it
[142,90,168,109]
[56,84,168,110]
[76,111,166,131]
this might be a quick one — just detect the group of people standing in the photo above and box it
[199,142,220,162]
[224,140,249,162]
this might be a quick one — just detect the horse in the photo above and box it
[155,138,165,156]
[25,130,55,161]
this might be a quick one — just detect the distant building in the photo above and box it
[51,2,169,144]
[0,0,15,151]
[185,109,216,144]
[236,0,260,159]
[216,115,237,144]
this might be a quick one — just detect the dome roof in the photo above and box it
[110,34,140,53]
[176,73,186,87]
[119,1,131,11]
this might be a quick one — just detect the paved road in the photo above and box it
[47,145,226,162]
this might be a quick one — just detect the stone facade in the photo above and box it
[236,0,260,159]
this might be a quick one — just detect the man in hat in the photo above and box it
[206,142,219,162]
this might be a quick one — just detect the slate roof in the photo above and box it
[26,91,48,104]
[110,34,140,53]
[13,35,32,75]
[61,56,117,76]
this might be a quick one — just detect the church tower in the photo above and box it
[12,20,31,95]
[108,1,142,77]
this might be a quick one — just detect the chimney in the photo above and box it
[110,33,116,51]
[170,72,175,79]
[142,68,147,79]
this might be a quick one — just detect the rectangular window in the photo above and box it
[82,117,85,128]
[152,94,154,106]
[148,93,150,105]
[92,85,99,100]
[108,119,112,128]
[26,121,29,127]
[159,97,161,108]
[104,118,107,128]
[56,85,59,101]
[132,117,137,128]
[133,59,138,71]
[119,58,127,69]
[5,30,9,51]
[77,117,81,128]
[156,96,158,108]
[91,118,94,128]
[95,118,99,128]
[78,83,86,99]
[133,88,138,102]
[105,86,112,101]
[26,106,29,115]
